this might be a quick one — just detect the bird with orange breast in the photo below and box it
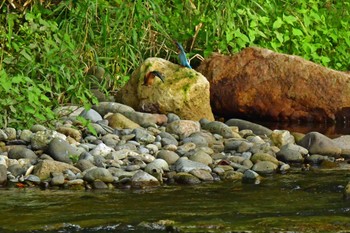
[143,70,165,86]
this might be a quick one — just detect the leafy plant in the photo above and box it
[76,116,97,137]
[0,0,349,129]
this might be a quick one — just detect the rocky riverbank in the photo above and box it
[0,102,349,197]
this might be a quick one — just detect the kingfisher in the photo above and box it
[174,41,192,69]
[143,70,165,86]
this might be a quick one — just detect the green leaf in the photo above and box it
[87,123,98,136]
[292,28,303,36]
[234,29,250,43]
[20,50,33,61]
[283,15,297,25]
[273,17,283,29]
[321,56,331,65]
[275,32,284,43]
[226,32,233,43]
[12,76,25,84]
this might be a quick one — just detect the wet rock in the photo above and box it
[270,130,295,148]
[188,150,213,166]
[276,144,304,163]
[0,130,8,141]
[30,124,47,132]
[79,152,95,162]
[4,128,16,140]
[50,172,65,186]
[24,175,41,185]
[332,135,350,156]
[157,150,179,165]
[0,165,7,185]
[224,139,244,151]
[243,169,260,181]
[242,170,261,184]
[252,161,278,174]
[109,168,136,178]
[67,179,85,188]
[92,180,109,189]
[56,127,82,142]
[115,57,214,121]
[144,159,168,182]
[8,147,37,161]
[106,113,141,129]
[201,121,233,138]
[174,172,201,185]
[83,167,114,183]
[225,119,272,136]
[305,154,334,164]
[79,108,103,122]
[63,170,77,180]
[8,164,26,177]
[297,132,342,157]
[89,123,109,135]
[221,170,243,181]
[159,132,178,146]
[31,130,66,150]
[320,160,339,169]
[189,169,214,181]
[343,182,350,200]
[92,102,135,116]
[146,159,169,172]
[176,142,196,156]
[47,138,81,164]
[33,160,81,180]
[131,170,160,187]
[90,143,114,157]
[122,111,167,128]
[238,142,254,153]
[133,128,156,144]
[182,134,208,147]
[102,134,120,148]
[19,130,33,142]
[251,153,279,165]
[174,157,211,173]
[279,163,291,173]
[166,120,201,139]
[167,113,180,123]
[108,149,139,160]
[75,159,96,171]
[146,144,158,155]
[125,164,141,172]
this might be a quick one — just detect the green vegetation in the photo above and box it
[1,0,349,128]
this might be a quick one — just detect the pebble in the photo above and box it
[0,164,7,185]
[0,101,347,191]
[83,167,114,183]
[157,150,180,165]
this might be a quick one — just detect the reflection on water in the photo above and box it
[0,169,350,232]
[256,120,350,138]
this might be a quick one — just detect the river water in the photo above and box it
[1,168,350,232]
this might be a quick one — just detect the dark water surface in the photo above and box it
[1,169,350,232]
[256,120,350,138]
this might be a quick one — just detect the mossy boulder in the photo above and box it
[115,57,214,121]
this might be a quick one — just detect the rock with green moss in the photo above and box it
[115,57,214,121]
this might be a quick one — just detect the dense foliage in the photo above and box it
[0,0,349,128]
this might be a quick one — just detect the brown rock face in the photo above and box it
[115,57,214,121]
[197,47,350,122]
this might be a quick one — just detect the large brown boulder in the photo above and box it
[197,47,350,122]
[115,57,214,121]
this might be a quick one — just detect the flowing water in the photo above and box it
[1,169,350,233]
